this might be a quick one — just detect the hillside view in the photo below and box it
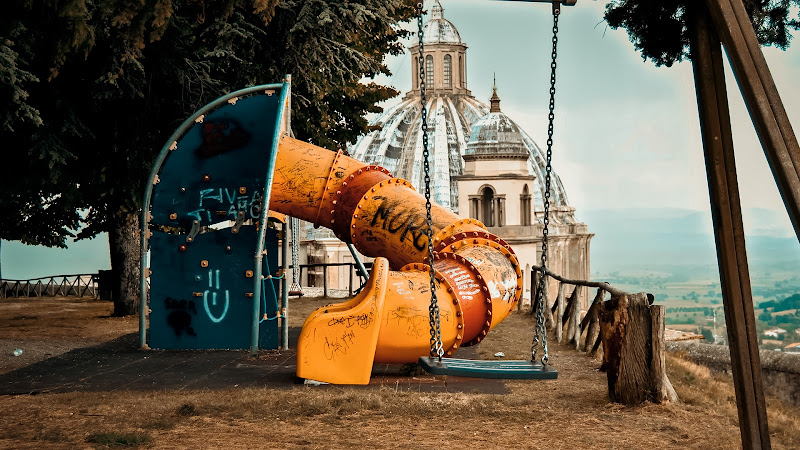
[584,207,800,350]
[3,207,799,349]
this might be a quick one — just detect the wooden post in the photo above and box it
[555,282,566,343]
[562,287,576,328]
[528,269,540,314]
[562,286,580,347]
[598,292,653,404]
[690,4,771,448]
[543,277,553,329]
[650,305,679,403]
[572,285,583,349]
[582,289,604,352]
[704,0,800,244]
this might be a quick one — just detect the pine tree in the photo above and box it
[1,0,415,315]
[604,0,800,67]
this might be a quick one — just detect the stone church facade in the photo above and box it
[298,0,593,309]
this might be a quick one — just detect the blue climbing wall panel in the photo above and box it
[148,227,281,349]
[146,84,287,350]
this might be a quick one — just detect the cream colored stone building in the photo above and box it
[297,0,593,309]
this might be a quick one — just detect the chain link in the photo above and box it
[417,2,444,360]
[531,5,560,366]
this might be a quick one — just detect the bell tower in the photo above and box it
[408,0,470,97]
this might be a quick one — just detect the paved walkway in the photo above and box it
[0,331,508,395]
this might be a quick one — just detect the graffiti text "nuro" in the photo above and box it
[370,197,429,251]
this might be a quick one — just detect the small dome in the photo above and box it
[422,1,462,45]
[466,112,528,158]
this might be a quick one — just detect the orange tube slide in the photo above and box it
[271,137,523,384]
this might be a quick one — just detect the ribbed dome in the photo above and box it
[466,112,528,158]
[348,0,571,219]
[422,1,462,45]
[349,95,571,216]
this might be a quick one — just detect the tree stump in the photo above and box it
[598,292,678,404]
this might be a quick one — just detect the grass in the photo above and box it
[667,352,800,447]
[3,296,800,449]
[86,432,151,447]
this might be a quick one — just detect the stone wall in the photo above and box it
[668,341,800,409]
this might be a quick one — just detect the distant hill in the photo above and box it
[579,207,800,278]
[1,207,798,282]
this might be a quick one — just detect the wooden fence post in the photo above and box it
[528,270,540,314]
[555,282,566,343]
[598,293,678,404]
[582,288,604,352]
[543,278,553,329]
[571,285,583,349]
[651,305,679,403]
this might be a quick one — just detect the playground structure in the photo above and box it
[137,0,800,445]
[141,77,528,384]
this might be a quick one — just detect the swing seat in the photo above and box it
[418,357,558,380]
[288,289,303,297]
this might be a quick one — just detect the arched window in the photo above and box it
[481,186,495,227]
[520,184,532,226]
[443,55,452,88]
[425,55,434,88]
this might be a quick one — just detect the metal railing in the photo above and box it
[286,262,372,298]
[0,274,99,299]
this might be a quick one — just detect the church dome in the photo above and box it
[349,94,571,215]
[466,113,528,158]
[349,0,572,218]
[466,86,528,159]
[422,1,462,45]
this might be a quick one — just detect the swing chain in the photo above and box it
[417,2,444,360]
[532,3,560,365]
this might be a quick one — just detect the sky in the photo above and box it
[376,0,800,238]
[2,0,799,279]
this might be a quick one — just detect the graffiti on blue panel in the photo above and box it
[186,188,263,222]
[196,120,251,158]
[203,269,230,323]
[165,297,197,337]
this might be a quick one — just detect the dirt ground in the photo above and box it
[1,296,799,449]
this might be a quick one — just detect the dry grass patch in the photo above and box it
[3,297,800,449]
[668,352,800,448]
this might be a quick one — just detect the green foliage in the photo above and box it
[1,0,415,246]
[759,293,800,311]
[700,327,714,342]
[604,0,800,67]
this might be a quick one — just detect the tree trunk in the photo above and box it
[108,209,141,316]
[598,292,678,404]
[598,292,652,404]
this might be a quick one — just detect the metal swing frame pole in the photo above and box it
[688,0,800,445]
